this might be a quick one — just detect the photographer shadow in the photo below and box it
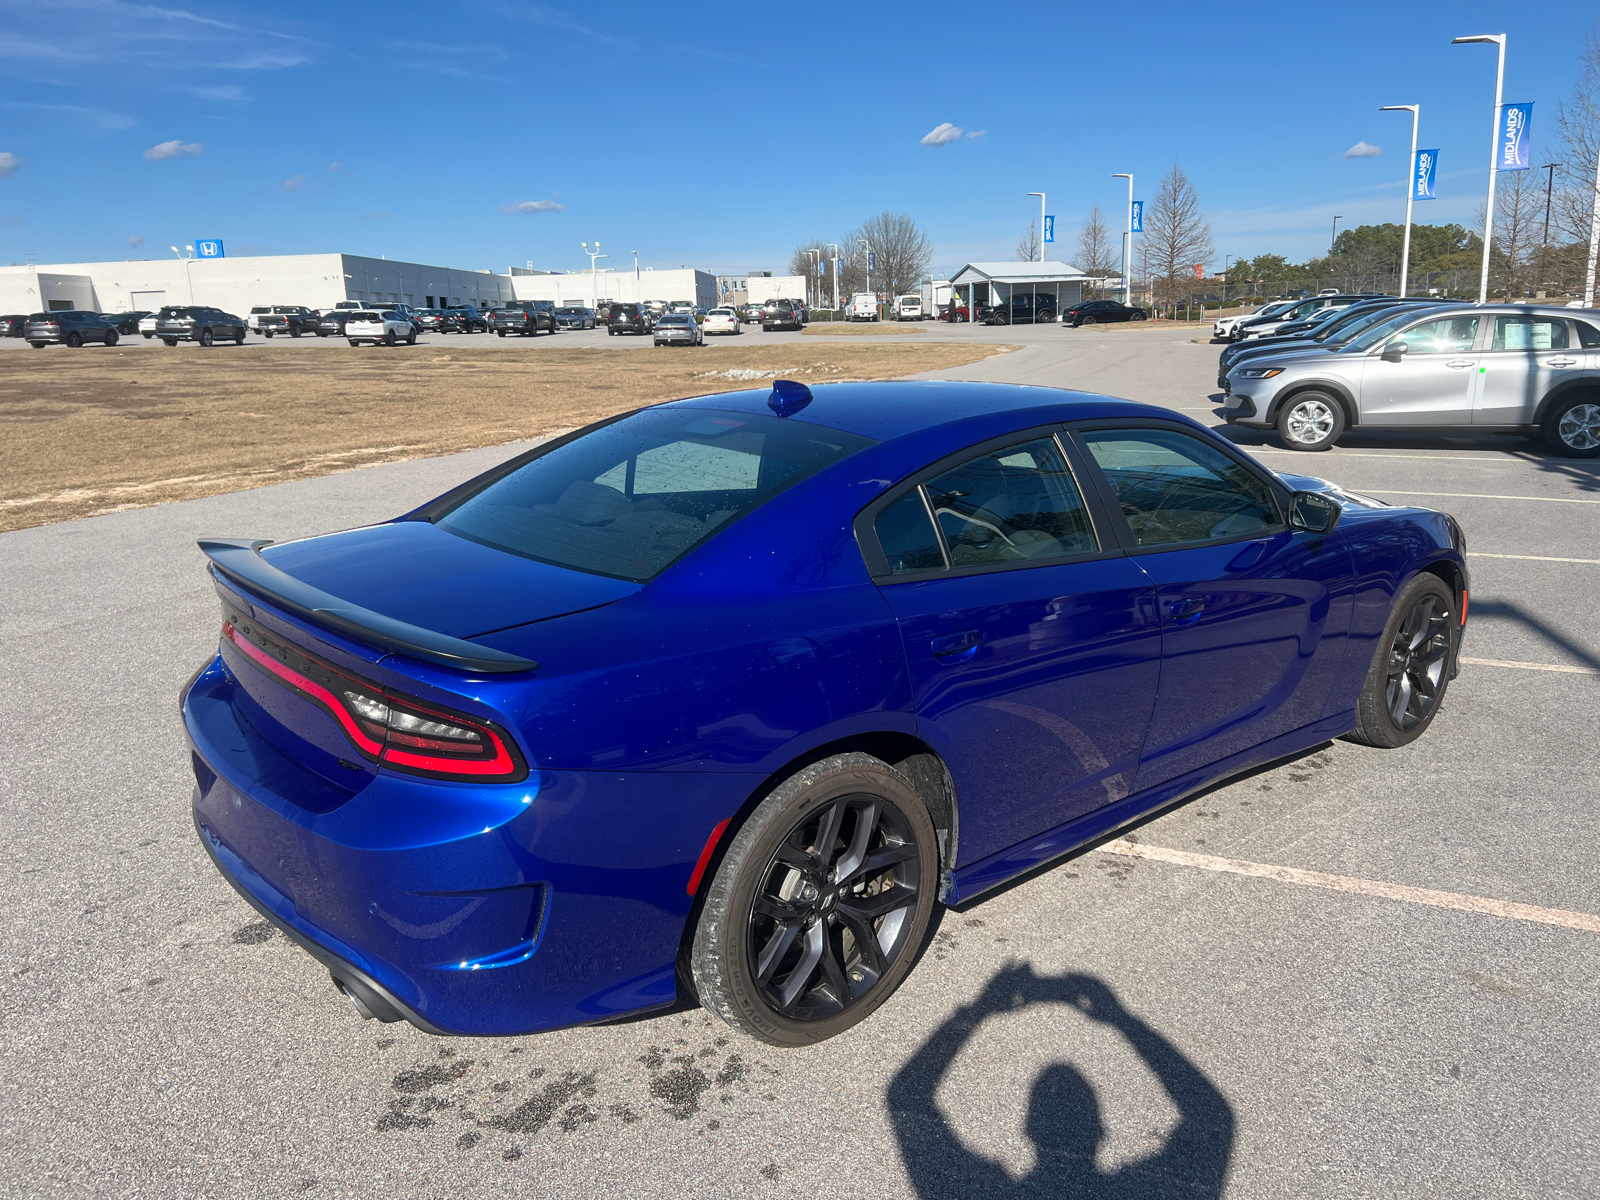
[888,964,1234,1199]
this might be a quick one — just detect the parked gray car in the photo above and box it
[23,310,119,348]
[1223,305,1600,455]
[652,312,704,346]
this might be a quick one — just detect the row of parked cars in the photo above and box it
[1215,293,1600,456]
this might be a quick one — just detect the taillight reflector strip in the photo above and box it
[221,619,525,782]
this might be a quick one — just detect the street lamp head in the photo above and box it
[1451,34,1505,45]
[1379,104,1419,114]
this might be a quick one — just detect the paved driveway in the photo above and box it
[3,330,1596,1198]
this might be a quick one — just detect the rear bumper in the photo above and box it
[183,656,746,1036]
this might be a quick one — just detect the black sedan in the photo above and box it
[1062,299,1149,327]
[414,309,461,334]
[446,307,488,333]
[102,311,151,335]
[317,311,356,336]
[981,297,1057,326]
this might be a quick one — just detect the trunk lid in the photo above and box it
[259,520,641,638]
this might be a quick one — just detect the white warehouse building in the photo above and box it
[0,252,520,316]
[509,268,718,311]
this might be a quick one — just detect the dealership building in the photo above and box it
[504,267,719,311]
[0,252,522,316]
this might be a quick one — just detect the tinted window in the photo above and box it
[437,409,874,581]
[251,306,271,314]
[1345,309,1432,353]
[876,490,944,574]
[1491,315,1569,351]
[1576,320,1600,349]
[922,436,1098,567]
[1401,314,1481,354]
[1082,428,1280,547]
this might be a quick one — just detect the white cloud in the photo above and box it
[329,161,340,172]
[190,85,244,100]
[965,129,986,139]
[0,152,20,178]
[920,122,962,146]
[126,234,145,248]
[281,174,305,191]
[500,198,564,214]
[144,139,203,160]
[1343,141,1382,159]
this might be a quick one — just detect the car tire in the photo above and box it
[65,332,83,348]
[407,331,417,345]
[200,328,214,347]
[1131,311,1147,321]
[608,328,616,336]
[28,341,44,349]
[235,329,246,345]
[163,338,177,347]
[689,752,939,1047]
[1276,391,1345,451]
[1347,573,1457,749]
[265,331,274,339]
[291,326,302,338]
[348,339,359,347]
[104,330,118,346]
[384,331,396,347]
[142,333,152,339]
[1081,316,1097,326]
[1541,394,1600,458]
[497,330,506,337]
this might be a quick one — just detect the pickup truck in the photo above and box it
[491,301,557,337]
[250,305,320,337]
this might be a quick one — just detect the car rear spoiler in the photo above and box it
[198,537,539,675]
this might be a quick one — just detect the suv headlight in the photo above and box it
[1235,366,1284,379]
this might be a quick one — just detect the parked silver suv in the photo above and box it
[1223,305,1600,456]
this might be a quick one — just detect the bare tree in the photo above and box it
[1074,204,1115,297]
[1480,170,1544,298]
[1141,164,1214,310]
[789,240,827,280]
[1015,221,1040,262]
[1554,31,1600,246]
[841,212,933,300]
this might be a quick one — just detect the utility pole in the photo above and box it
[1381,104,1420,296]
[1585,149,1600,308]
[1026,192,1045,262]
[581,241,607,308]
[824,243,841,311]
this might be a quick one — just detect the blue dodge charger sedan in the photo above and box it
[183,380,1467,1045]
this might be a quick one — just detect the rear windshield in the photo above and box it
[436,408,874,581]
[250,307,271,314]
[658,314,690,325]
[159,307,190,317]
[273,306,300,314]
[610,305,640,316]
[348,311,380,320]
[27,313,54,321]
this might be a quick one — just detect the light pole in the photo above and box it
[1586,149,1600,308]
[1112,173,1133,306]
[1026,192,1045,262]
[632,250,639,281]
[859,238,872,316]
[1380,104,1420,297]
[1538,162,1560,292]
[1452,33,1507,303]
[805,249,820,309]
[824,243,841,311]
[1330,216,1342,260]
[171,245,198,302]
[581,241,607,307]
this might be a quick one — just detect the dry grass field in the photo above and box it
[0,342,1015,531]
[800,323,926,335]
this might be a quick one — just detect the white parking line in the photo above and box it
[1249,450,1559,463]
[1459,656,1599,675]
[1469,552,1600,565]
[1098,839,1600,933]
[1363,489,1600,505]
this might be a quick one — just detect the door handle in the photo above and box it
[930,630,982,662]
[1445,359,1475,369]
[1169,598,1205,624]
[1547,358,1577,368]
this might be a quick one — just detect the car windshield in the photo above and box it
[1321,305,1416,342]
[557,308,581,315]
[349,312,380,320]
[436,408,875,581]
[1342,310,1427,353]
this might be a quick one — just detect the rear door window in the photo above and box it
[1491,314,1569,351]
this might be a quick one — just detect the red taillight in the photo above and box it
[221,619,525,782]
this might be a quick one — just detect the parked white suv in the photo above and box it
[345,310,416,347]
[1214,300,1295,342]
[895,295,923,321]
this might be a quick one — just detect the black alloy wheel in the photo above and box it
[200,328,214,347]
[234,329,245,345]
[384,330,396,347]
[1131,310,1147,321]
[1349,574,1456,748]
[291,324,302,338]
[65,332,83,348]
[691,753,938,1046]
[104,330,118,346]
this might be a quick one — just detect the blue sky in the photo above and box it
[0,1,1592,277]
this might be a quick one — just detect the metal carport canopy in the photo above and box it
[948,261,1089,289]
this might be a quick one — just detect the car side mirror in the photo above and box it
[1288,490,1341,534]
[1380,339,1408,362]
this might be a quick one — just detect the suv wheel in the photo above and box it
[199,328,214,347]
[690,752,938,1046]
[1347,573,1456,748]
[1276,391,1344,451]
[1542,395,1600,458]
[65,332,83,348]
[104,330,119,347]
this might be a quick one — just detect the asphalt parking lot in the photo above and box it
[3,328,1597,1199]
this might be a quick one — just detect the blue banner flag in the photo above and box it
[1412,149,1438,200]
[1130,201,1143,233]
[867,251,876,271]
[1043,215,1055,243]
[195,239,224,258]
[816,261,825,275]
[1498,103,1532,171]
